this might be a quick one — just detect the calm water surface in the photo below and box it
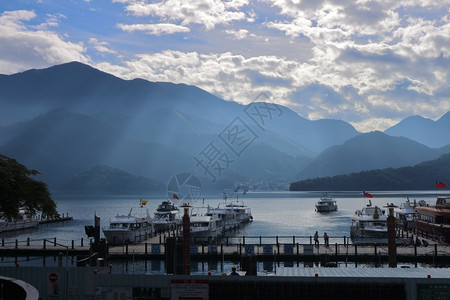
[2,190,448,244]
[2,190,449,272]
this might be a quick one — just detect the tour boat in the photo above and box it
[350,201,388,243]
[315,194,338,212]
[0,218,39,233]
[0,209,39,233]
[190,206,222,241]
[102,206,153,245]
[394,198,418,230]
[224,200,253,223]
[414,196,450,244]
[151,200,181,233]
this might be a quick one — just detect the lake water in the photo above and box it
[2,189,448,244]
[1,190,449,272]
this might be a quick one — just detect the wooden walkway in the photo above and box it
[1,231,450,266]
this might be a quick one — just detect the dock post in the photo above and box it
[27,237,30,246]
[43,239,46,250]
[434,244,438,267]
[2,238,4,247]
[72,240,74,249]
[259,236,262,246]
[145,243,148,256]
[414,244,417,267]
[15,239,18,249]
[126,244,128,255]
[276,236,279,246]
[297,243,299,255]
[335,243,338,255]
[310,236,312,245]
[81,238,84,247]
[243,236,245,246]
[54,237,57,246]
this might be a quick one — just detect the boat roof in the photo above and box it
[273,266,450,279]
[110,215,150,223]
[415,206,450,216]
[191,216,212,222]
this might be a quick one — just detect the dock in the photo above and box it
[1,232,450,267]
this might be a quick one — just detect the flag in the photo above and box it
[140,199,148,206]
[436,181,447,188]
[363,191,373,198]
[173,193,179,199]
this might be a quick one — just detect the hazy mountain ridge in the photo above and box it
[0,62,449,191]
[295,131,447,180]
[290,153,450,191]
[384,113,450,148]
[60,164,164,193]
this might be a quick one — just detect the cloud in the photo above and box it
[88,38,117,54]
[2,1,450,133]
[224,29,252,39]
[117,23,190,35]
[0,10,88,74]
[116,0,249,30]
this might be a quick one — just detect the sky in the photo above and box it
[0,1,449,132]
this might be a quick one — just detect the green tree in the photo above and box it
[0,154,58,220]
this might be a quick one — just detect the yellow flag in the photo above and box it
[140,199,148,206]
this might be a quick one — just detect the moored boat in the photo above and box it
[151,200,181,233]
[207,202,240,232]
[0,218,39,233]
[350,201,388,244]
[225,200,253,223]
[190,206,222,241]
[0,209,39,233]
[415,196,450,244]
[315,194,338,212]
[102,206,153,245]
[394,198,418,230]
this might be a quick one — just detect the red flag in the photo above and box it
[173,193,179,199]
[363,191,373,198]
[436,181,447,188]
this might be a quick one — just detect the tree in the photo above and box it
[0,154,58,220]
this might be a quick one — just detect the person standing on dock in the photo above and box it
[314,231,319,246]
[230,266,240,276]
[323,232,329,247]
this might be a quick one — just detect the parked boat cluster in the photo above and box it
[102,197,253,245]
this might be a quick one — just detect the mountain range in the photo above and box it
[1,62,449,191]
[290,153,450,191]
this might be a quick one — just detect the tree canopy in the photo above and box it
[0,154,58,220]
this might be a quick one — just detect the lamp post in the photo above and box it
[384,204,398,268]
[180,203,192,275]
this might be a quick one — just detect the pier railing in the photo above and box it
[1,233,450,267]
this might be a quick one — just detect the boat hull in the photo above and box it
[0,219,39,233]
[103,228,152,245]
[315,204,338,212]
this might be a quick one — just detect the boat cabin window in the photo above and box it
[419,214,435,223]
[192,222,209,228]
[110,223,129,229]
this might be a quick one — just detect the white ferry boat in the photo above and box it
[315,194,338,212]
[102,206,153,245]
[350,201,388,243]
[394,198,417,229]
[190,206,222,241]
[225,200,253,223]
[151,200,181,233]
[207,203,240,232]
[0,209,39,233]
